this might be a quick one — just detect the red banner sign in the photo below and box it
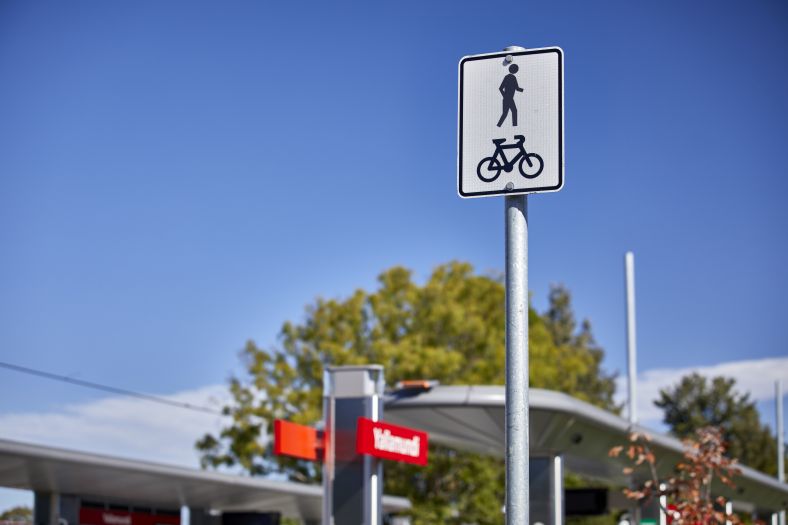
[355,417,428,466]
[79,508,179,525]
[273,419,321,461]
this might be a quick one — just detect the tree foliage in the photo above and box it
[197,262,617,524]
[0,506,32,522]
[654,373,781,476]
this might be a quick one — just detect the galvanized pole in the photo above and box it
[505,191,529,525]
[777,380,785,525]
[624,252,640,525]
[624,252,638,425]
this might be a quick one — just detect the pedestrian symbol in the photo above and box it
[497,64,524,127]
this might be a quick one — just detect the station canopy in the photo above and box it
[0,438,410,521]
[384,386,788,513]
[1,387,785,518]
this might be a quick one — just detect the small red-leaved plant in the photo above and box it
[609,426,743,524]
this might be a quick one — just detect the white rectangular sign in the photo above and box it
[458,48,564,198]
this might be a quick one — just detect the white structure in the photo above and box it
[0,438,409,525]
[386,385,788,519]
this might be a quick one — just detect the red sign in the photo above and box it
[356,417,428,466]
[79,508,179,525]
[273,419,321,461]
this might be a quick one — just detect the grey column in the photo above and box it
[34,493,79,525]
[59,496,79,525]
[34,492,59,525]
[189,509,221,525]
[322,365,384,525]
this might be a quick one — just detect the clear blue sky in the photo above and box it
[1,0,787,420]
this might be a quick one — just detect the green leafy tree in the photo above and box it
[655,373,782,476]
[197,262,617,524]
[0,506,32,522]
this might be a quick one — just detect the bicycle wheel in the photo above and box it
[518,153,544,179]
[477,157,502,182]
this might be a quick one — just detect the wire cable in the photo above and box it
[0,360,223,415]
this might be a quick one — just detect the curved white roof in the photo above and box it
[0,438,410,521]
[384,385,788,513]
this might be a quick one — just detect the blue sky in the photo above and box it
[0,0,787,506]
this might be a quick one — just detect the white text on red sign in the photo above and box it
[356,417,428,466]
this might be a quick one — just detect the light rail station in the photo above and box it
[1,366,786,525]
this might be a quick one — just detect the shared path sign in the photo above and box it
[458,47,564,198]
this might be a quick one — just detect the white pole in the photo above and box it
[625,252,638,425]
[553,456,563,525]
[777,380,785,525]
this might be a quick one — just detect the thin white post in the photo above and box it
[625,252,638,425]
[553,456,563,525]
[778,380,785,525]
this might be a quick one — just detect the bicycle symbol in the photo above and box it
[476,135,544,182]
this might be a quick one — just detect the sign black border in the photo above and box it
[458,48,564,198]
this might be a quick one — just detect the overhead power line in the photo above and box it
[0,360,223,415]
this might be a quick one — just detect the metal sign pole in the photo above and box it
[505,193,529,525]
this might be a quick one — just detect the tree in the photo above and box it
[0,506,32,522]
[197,262,618,524]
[654,373,781,476]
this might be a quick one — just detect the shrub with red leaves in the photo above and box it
[609,426,743,525]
